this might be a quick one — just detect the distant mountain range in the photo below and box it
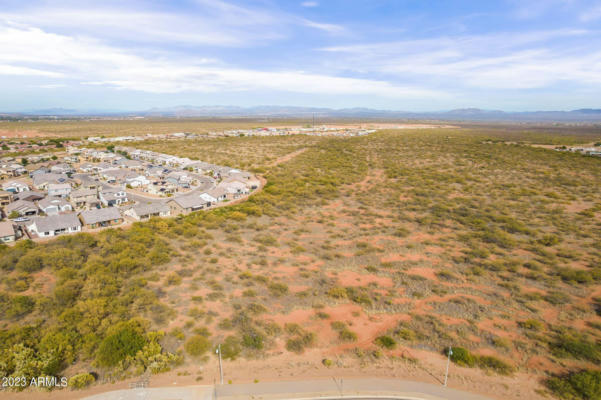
[3,106,601,122]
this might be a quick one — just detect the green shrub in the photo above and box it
[315,311,330,319]
[546,370,601,400]
[447,347,476,367]
[545,291,571,305]
[165,273,182,286]
[242,330,264,350]
[436,270,457,281]
[185,335,211,357]
[550,333,601,363]
[374,335,396,349]
[396,328,416,341]
[338,327,358,342]
[285,332,316,354]
[330,321,346,331]
[268,282,288,297]
[6,295,35,319]
[220,336,242,360]
[538,234,561,247]
[518,319,544,331]
[345,287,372,306]
[68,373,95,389]
[327,287,347,299]
[476,355,515,375]
[97,323,146,367]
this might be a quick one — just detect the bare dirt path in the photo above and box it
[267,147,308,167]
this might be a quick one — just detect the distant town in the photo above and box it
[85,125,376,142]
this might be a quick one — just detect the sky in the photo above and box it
[1,0,601,112]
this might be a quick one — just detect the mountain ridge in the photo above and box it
[3,105,601,122]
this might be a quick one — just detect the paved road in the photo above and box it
[215,378,492,400]
[102,178,215,206]
[84,386,213,400]
[82,378,493,400]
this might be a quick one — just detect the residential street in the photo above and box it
[81,378,492,400]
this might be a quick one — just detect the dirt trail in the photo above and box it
[268,148,308,167]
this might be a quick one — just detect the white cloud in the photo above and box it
[301,1,319,7]
[300,19,345,34]
[321,30,601,90]
[32,84,67,89]
[0,64,63,77]
[0,0,342,47]
[581,5,601,20]
[0,23,442,99]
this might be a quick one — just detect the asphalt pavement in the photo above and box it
[82,378,493,400]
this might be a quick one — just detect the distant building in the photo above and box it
[37,196,73,216]
[99,189,128,206]
[47,183,72,198]
[0,221,16,242]
[27,213,81,237]
[167,195,210,215]
[70,188,98,208]
[124,203,171,221]
[79,207,123,228]
[2,181,29,193]
[0,190,14,207]
[5,200,38,217]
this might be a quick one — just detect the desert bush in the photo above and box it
[345,287,372,306]
[518,319,544,331]
[436,270,457,281]
[375,335,396,349]
[220,336,242,360]
[268,282,289,297]
[330,322,357,342]
[285,332,316,354]
[68,373,95,389]
[556,267,601,285]
[253,234,277,246]
[545,369,601,400]
[5,295,35,319]
[396,328,416,341]
[338,327,358,342]
[165,273,182,286]
[327,287,348,299]
[96,321,146,367]
[447,346,476,367]
[477,355,515,375]
[185,335,211,357]
[550,333,601,363]
[242,329,265,350]
[538,234,562,247]
[545,291,571,305]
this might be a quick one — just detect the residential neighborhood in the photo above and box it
[0,144,261,242]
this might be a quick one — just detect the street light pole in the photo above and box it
[216,344,223,385]
[444,346,452,387]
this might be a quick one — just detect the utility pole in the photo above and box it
[216,344,223,385]
[444,346,452,387]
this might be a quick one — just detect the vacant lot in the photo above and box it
[1,125,600,400]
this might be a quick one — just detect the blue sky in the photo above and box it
[1,0,601,112]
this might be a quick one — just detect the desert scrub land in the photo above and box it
[1,127,600,399]
[133,134,321,171]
